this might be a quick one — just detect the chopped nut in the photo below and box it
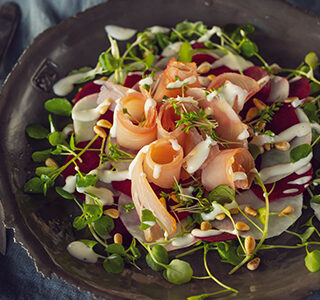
[197,62,211,74]
[96,119,113,129]
[229,208,239,215]
[244,206,258,217]
[114,233,123,245]
[215,213,226,221]
[93,125,107,139]
[207,74,216,81]
[235,221,250,231]
[45,158,59,168]
[284,96,298,103]
[263,143,271,151]
[100,76,109,81]
[200,221,212,231]
[159,197,167,209]
[247,257,261,271]
[279,205,294,216]
[245,236,256,255]
[246,107,258,122]
[274,141,290,151]
[104,208,120,219]
[253,98,266,110]
[257,122,266,131]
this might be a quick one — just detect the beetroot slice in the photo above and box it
[74,82,101,104]
[112,180,132,197]
[191,42,206,49]
[192,53,217,65]
[289,77,310,99]
[123,73,142,88]
[192,232,237,242]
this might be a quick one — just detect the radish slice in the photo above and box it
[211,190,303,239]
[74,82,101,104]
[289,77,310,99]
[266,76,289,103]
[191,231,237,242]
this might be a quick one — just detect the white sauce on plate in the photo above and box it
[105,25,137,40]
[166,76,197,89]
[191,228,221,238]
[171,233,196,247]
[67,241,98,263]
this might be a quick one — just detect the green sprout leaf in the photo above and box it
[240,39,258,57]
[35,166,57,177]
[305,52,319,71]
[32,149,52,162]
[208,184,235,205]
[94,215,114,237]
[73,215,87,230]
[139,209,156,230]
[79,239,98,249]
[305,250,320,272]
[124,203,135,213]
[163,259,193,285]
[300,227,316,244]
[76,173,98,188]
[55,186,75,200]
[290,144,312,163]
[48,131,66,146]
[83,204,103,223]
[26,124,49,139]
[106,243,126,256]
[311,195,320,204]
[215,241,243,266]
[24,177,44,194]
[146,245,169,271]
[178,41,193,63]
[44,98,72,116]
[103,253,124,274]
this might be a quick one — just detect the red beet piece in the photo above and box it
[191,42,206,49]
[289,77,310,99]
[74,82,101,104]
[112,180,132,197]
[123,73,142,88]
[192,53,217,65]
[192,232,237,242]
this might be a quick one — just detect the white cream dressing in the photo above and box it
[183,136,216,174]
[197,26,222,43]
[144,98,157,114]
[211,52,253,71]
[53,69,97,96]
[97,169,130,183]
[105,25,137,41]
[85,186,114,206]
[174,96,198,105]
[169,139,181,151]
[291,98,304,108]
[283,188,299,194]
[237,129,250,140]
[166,75,197,89]
[201,200,237,221]
[139,76,153,86]
[161,41,183,57]
[295,163,312,175]
[311,202,320,222]
[62,175,77,193]
[171,233,196,247]
[67,241,98,263]
[287,176,312,185]
[233,172,247,181]
[218,80,249,109]
[147,25,170,34]
[191,228,221,238]
[206,90,218,102]
[153,165,161,179]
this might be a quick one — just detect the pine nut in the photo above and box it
[207,74,216,81]
[100,76,108,81]
[96,119,113,129]
[114,233,123,245]
[257,122,266,131]
[235,221,250,231]
[253,98,266,110]
[93,125,107,139]
[246,107,258,122]
[247,257,260,271]
[215,213,226,221]
[229,208,239,215]
[45,158,59,168]
[264,143,271,151]
[245,236,256,255]
[274,141,290,151]
[279,205,294,217]
[284,96,298,103]
[104,208,120,219]
[244,206,258,217]
[200,221,212,231]
[304,96,314,103]
[197,62,211,74]
[159,197,167,209]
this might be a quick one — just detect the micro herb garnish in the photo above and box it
[102,138,135,165]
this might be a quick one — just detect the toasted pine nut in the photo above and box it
[264,143,271,151]
[284,96,298,103]
[246,107,258,122]
[235,221,250,231]
[279,205,294,216]
[159,197,167,209]
[304,96,314,103]
[229,208,239,215]
[45,158,59,168]
[253,98,266,110]
[247,257,261,271]
[274,141,290,151]
[96,119,113,129]
[215,213,226,221]
[200,221,212,231]
[100,76,108,81]
[171,193,179,203]
[104,208,120,219]
[207,74,216,81]
[245,236,256,255]
[257,122,266,131]
[244,206,258,217]
[197,62,211,74]
[114,233,123,245]
[93,125,107,139]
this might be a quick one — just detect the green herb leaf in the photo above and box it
[44,98,72,116]
[215,241,243,266]
[26,124,49,139]
[305,52,319,71]
[311,195,320,204]
[290,144,312,163]
[73,215,87,230]
[208,184,235,205]
[163,259,193,285]
[130,247,141,259]
[24,177,44,194]
[48,131,66,146]
[106,243,126,256]
[248,143,261,160]
[83,204,103,223]
[305,250,320,272]
[32,149,52,162]
[55,187,75,200]
[124,203,135,213]
[143,53,155,68]
[240,39,258,57]
[300,227,315,243]
[146,245,169,271]
[76,173,98,188]
[310,82,320,95]
[139,209,156,230]
[94,215,114,236]
[302,103,319,123]
[257,206,267,225]
[79,239,98,249]
[103,254,124,274]
[35,166,57,177]
[178,41,193,63]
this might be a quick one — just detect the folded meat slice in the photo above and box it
[113,91,157,151]
[201,148,255,191]
[208,73,260,113]
[153,57,201,100]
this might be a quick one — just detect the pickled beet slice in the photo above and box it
[123,73,142,88]
[192,232,236,242]
[112,180,132,197]
[74,82,101,104]
[192,53,217,65]
[191,42,206,49]
[289,77,310,99]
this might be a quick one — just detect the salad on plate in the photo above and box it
[24,21,320,298]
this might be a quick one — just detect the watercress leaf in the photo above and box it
[216,241,242,266]
[305,249,320,272]
[248,143,261,160]
[48,131,66,146]
[305,52,319,71]
[138,209,156,230]
[302,103,319,123]
[73,215,88,230]
[163,259,193,285]
[76,173,98,188]
[310,82,320,95]
[32,149,52,162]
[44,98,72,116]
[106,243,125,256]
[192,213,203,225]
[300,227,315,243]
[55,186,75,200]
[103,254,124,274]
[208,184,235,204]
[26,124,49,139]
[240,39,258,57]
[124,203,135,213]
[290,144,312,163]
[93,215,114,236]
[146,245,169,271]
[178,41,193,63]
[79,239,97,249]
[156,33,170,50]
[143,53,155,68]
[83,204,103,223]
[311,195,320,204]
[35,166,57,177]
[239,24,255,35]
[24,177,44,194]
[69,134,76,151]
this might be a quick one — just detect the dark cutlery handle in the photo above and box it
[0,2,20,66]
